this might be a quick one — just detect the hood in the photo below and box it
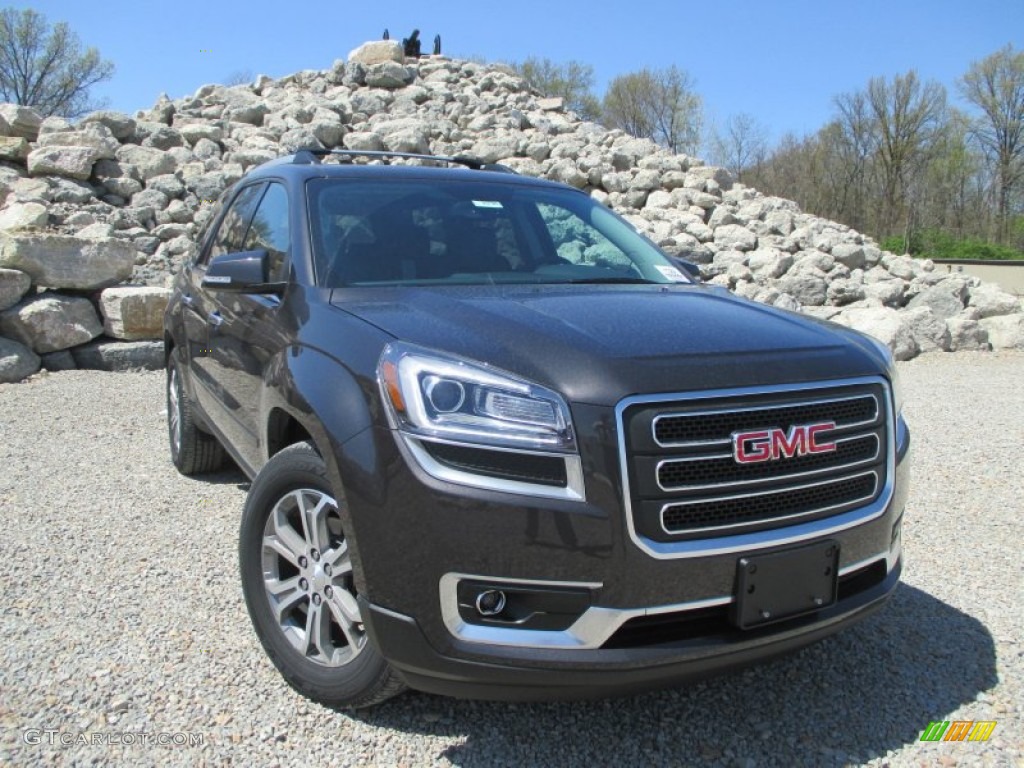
[332,284,886,406]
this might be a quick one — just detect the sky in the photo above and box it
[25,0,1024,147]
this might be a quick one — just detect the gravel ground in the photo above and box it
[0,352,1021,768]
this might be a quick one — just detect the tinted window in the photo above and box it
[244,183,290,282]
[205,183,265,264]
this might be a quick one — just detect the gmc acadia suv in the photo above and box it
[164,149,910,707]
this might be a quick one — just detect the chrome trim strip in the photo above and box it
[617,376,896,560]
[402,435,586,501]
[439,572,730,650]
[652,393,880,448]
[655,433,881,492]
[660,471,879,536]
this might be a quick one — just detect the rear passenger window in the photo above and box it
[245,183,290,282]
[205,183,265,264]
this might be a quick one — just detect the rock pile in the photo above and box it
[0,40,1021,382]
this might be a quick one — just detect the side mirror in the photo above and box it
[668,255,703,283]
[202,249,282,293]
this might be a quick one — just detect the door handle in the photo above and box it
[208,311,223,328]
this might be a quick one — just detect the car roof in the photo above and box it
[241,149,579,193]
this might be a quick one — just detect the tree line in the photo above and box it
[512,46,1024,258]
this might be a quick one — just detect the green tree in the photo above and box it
[510,57,601,121]
[602,66,702,155]
[958,44,1024,244]
[0,7,114,117]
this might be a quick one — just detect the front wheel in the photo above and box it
[239,441,405,708]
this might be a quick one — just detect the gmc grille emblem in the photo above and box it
[732,422,837,464]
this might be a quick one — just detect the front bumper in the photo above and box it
[362,556,900,701]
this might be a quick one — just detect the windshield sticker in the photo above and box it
[471,200,504,209]
[656,265,689,282]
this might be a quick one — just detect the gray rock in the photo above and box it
[99,286,171,340]
[747,248,792,279]
[0,104,43,140]
[27,146,100,180]
[0,202,48,231]
[903,306,951,353]
[0,335,39,382]
[0,267,31,310]
[39,349,76,371]
[0,293,103,353]
[776,274,827,306]
[831,243,866,270]
[347,40,404,66]
[713,224,756,251]
[863,279,906,307]
[967,285,1020,319]
[834,307,918,361]
[0,136,29,161]
[826,279,866,306]
[178,123,223,144]
[946,317,990,351]
[906,284,965,319]
[36,129,119,159]
[115,145,176,181]
[71,339,164,371]
[80,110,137,139]
[0,233,135,290]
[979,314,1024,349]
[364,62,413,89]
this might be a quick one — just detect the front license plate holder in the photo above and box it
[732,540,839,629]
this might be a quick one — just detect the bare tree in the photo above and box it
[602,66,702,155]
[863,71,947,243]
[510,57,601,121]
[0,8,114,117]
[710,112,768,181]
[223,69,254,87]
[959,44,1024,243]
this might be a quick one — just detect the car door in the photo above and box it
[183,182,266,446]
[206,181,293,469]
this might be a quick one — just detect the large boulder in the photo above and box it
[0,233,136,290]
[0,293,103,353]
[0,336,40,382]
[0,104,43,140]
[115,144,176,180]
[80,110,137,139]
[833,306,919,361]
[71,339,163,371]
[99,286,171,340]
[0,268,31,310]
[905,282,965,319]
[967,285,1020,319]
[0,202,48,231]
[26,145,101,180]
[0,136,30,162]
[946,317,990,352]
[348,40,404,66]
[979,314,1024,350]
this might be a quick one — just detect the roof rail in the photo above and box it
[291,148,517,174]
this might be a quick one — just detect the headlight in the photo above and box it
[378,342,577,453]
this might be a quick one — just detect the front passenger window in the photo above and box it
[206,183,265,264]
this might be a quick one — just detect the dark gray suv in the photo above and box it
[164,149,910,707]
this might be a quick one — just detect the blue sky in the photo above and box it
[27,0,1024,145]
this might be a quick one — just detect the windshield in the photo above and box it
[306,177,692,287]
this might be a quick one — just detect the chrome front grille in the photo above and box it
[619,381,890,548]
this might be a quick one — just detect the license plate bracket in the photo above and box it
[732,540,839,629]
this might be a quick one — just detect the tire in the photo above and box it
[166,349,225,475]
[239,441,405,708]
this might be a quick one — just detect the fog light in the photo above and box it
[475,589,506,616]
